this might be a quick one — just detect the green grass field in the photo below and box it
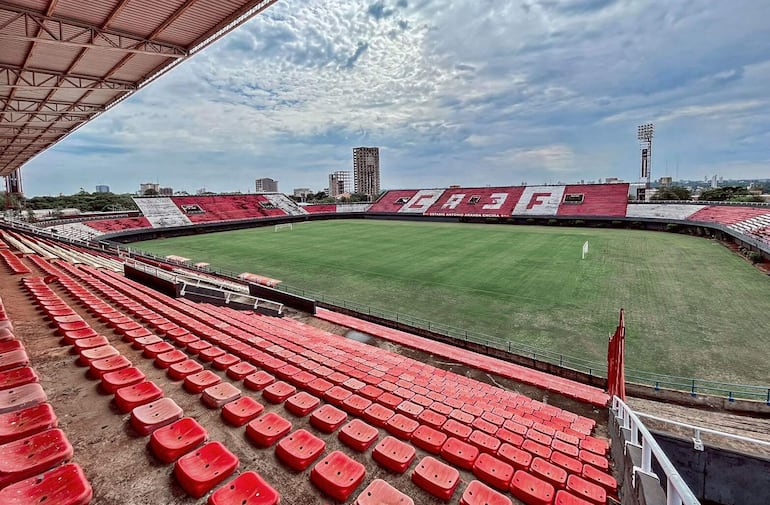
[135,220,770,385]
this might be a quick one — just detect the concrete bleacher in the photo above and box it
[133,197,192,228]
[626,204,705,221]
[0,230,617,504]
[261,193,308,216]
[425,187,524,217]
[556,184,629,217]
[368,190,420,212]
[85,217,152,234]
[172,194,284,223]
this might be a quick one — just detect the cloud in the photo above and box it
[20,0,770,196]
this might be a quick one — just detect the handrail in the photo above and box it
[634,411,770,450]
[611,396,701,505]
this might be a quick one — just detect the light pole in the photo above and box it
[637,123,654,189]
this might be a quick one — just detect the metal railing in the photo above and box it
[612,396,701,505]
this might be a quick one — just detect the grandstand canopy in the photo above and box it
[0,0,277,177]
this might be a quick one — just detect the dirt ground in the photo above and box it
[3,259,768,504]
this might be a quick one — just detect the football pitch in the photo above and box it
[135,220,770,385]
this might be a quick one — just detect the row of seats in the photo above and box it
[0,290,93,504]
[70,259,615,504]
[0,247,32,274]
[84,217,152,233]
[171,195,287,223]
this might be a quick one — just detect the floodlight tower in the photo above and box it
[637,123,654,188]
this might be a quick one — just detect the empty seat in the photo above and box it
[114,381,163,413]
[0,428,74,488]
[555,490,594,505]
[0,403,57,444]
[362,403,395,427]
[338,419,379,452]
[581,462,617,495]
[212,353,240,371]
[551,450,583,474]
[0,383,47,414]
[155,350,188,369]
[469,429,501,454]
[460,480,512,505]
[275,428,326,471]
[226,362,257,381]
[130,398,184,436]
[566,474,606,505]
[184,370,222,394]
[246,412,292,448]
[201,383,241,409]
[0,462,92,505]
[101,367,145,394]
[411,424,447,454]
[167,360,204,381]
[174,441,239,498]
[309,404,348,433]
[89,355,131,380]
[372,436,416,474]
[221,396,264,427]
[355,478,414,505]
[311,450,366,502]
[510,470,555,505]
[143,341,175,359]
[284,391,321,417]
[244,371,275,391]
[207,470,280,505]
[411,455,460,501]
[77,345,119,367]
[472,452,514,491]
[323,385,352,406]
[442,418,472,441]
[441,436,480,470]
[0,349,30,371]
[578,450,609,471]
[150,417,208,464]
[341,394,372,417]
[530,456,568,490]
[385,413,420,440]
[261,381,296,404]
[0,367,38,391]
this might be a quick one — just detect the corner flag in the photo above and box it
[581,241,589,260]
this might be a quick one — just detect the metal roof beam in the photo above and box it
[0,111,90,123]
[0,125,70,135]
[0,97,105,114]
[0,65,135,91]
[0,3,188,58]
[0,137,50,146]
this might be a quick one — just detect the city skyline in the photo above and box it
[13,0,770,197]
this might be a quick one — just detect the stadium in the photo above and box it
[1,1,769,505]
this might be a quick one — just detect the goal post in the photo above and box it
[582,240,589,260]
[274,223,293,232]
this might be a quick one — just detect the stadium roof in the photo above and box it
[0,0,278,177]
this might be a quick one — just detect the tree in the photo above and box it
[699,186,749,202]
[142,188,159,196]
[651,186,691,201]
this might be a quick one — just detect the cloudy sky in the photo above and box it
[22,0,770,196]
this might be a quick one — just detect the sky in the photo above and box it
[21,0,770,196]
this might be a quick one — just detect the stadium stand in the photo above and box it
[43,222,103,242]
[262,193,309,216]
[556,184,629,217]
[425,187,524,217]
[0,229,619,503]
[686,206,770,226]
[133,198,192,228]
[368,190,420,212]
[626,204,706,220]
[303,204,338,214]
[398,189,446,214]
[171,195,284,222]
[513,186,567,216]
[85,217,153,234]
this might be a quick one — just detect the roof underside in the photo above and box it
[0,0,278,177]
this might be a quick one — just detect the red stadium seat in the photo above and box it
[275,428,326,471]
[0,429,74,488]
[150,417,208,464]
[582,463,618,495]
[207,471,279,505]
[167,360,204,381]
[441,436,480,470]
[472,452,515,491]
[0,383,47,414]
[0,367,38,391]
[89,355,131,380]
[442,418,472,441]
[261,381,296,404]
[372,436,416,474]
[221,396,264,427]
[0,463,92,505]
[460,480,512,505]
[174,441,238,498]
[114,381,163,413]
[363,403,395,427]
[246,412,292,448]
[226,361,257,381]
[411,424,447,454]
[311,450,366,502]
[341,394,372,417]
[531,456,568,490]
[555,490,594,505]
[566,474,606,505]
[411,456,460,501]
[511,470,555,505]
[385,413,419,440]
[130,398,183,436]
[310,404,348,433]
[101,367,145,394]
[355,478,414,505]
[0,403,57,444]
[184,370,222,394]
[244,371,275,391]
[201,382,241,408]
[155,349,188,368]
[338,419,379,452]
[284,391,321,417]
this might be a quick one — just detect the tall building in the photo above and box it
[255,178,278,193]
[139,182,159,195]
[328,171,353,198]
[293,188,313,201]
[353,147,380,198]
[95,185,110,193]
[159,187,173,196]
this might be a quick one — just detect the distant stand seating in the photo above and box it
[425,187,524,217]
[85,217,152,233]
[133,197,192,228]
[304,205,338,214]
[171,195,289,223]
[687,206,770,226]
[556,184,629,217]
[368,190,420,213]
